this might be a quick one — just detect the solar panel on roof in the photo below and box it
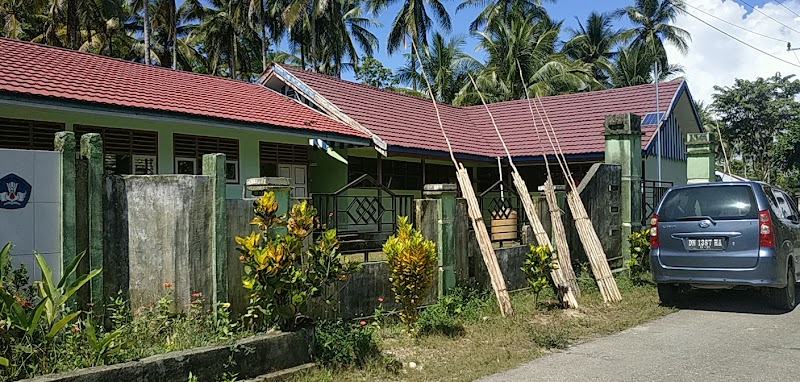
[642,112,665,125]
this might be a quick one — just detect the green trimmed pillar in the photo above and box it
[423,183,457,296]
[686,132,717,184]
[203,154,228,303]
[245,177,291,236]
[80,133,104,306]
[55,132,76,290]
[604,113,643,264]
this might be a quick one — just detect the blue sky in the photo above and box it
[345,0,634,81]
[337,0,782,87]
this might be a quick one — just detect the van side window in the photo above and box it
[778,190,800,221]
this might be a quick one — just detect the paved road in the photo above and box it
[478,289,800,382]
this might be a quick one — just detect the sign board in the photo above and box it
[0,173,32,209]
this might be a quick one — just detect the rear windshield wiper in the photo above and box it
[675,215,718,223]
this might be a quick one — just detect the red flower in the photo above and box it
[328,212,334,217]
[359,320,367,325]
[163,282,173,288]
[191,292,202,298]
[378,297,384,303]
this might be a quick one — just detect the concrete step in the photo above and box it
[240,363,316,382]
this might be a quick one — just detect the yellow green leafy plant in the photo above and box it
[235,192,360,331]
[383,216,436,331]
[521,245,558,305]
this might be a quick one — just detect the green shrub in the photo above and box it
[312,319,380,368]
[383,216,436,331]
[415,303,465,337]
[626,228,651,281]
[236,193,360,331]
[521,245,558,305]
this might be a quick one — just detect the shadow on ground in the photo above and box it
[669,286,800,315]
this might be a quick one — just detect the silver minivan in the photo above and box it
[650,182,800,310]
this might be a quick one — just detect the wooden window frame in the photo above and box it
[173,133,240,184]
[0,117,65,151]
[73,124,159,176]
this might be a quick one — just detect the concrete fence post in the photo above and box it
[686,132,717,184]
[55,132,76,291]
[80,133,104,306]
[604,113,643,264]
[423,183,458,297]
[203,154,228,303]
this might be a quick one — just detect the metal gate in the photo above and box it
[642,180,672,225]
[311,174,414,261]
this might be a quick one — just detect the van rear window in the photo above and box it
[658,186,758,222]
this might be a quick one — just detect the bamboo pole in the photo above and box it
[543,178,580,296]
[411,40,514,316]
[467,74,578,309]
[567,191,622,302]
[528,94,622,303]
[512,171,578,308]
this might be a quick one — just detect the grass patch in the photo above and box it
[289,277,674,382]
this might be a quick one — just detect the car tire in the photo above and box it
[770,263,797,311]
[657,283,681,306]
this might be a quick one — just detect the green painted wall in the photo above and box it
[644,157,687,185]
[0,103,339,199]
[310,146,349,193]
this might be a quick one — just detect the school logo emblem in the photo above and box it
[0,174,32,209]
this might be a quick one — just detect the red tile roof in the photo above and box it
[277,65,494,157]
[0,38,367,139]
[276,65,687,159]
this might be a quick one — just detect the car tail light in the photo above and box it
[759,210,775,248]
[650,214,659,248]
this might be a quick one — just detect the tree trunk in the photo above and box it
[143,0,151,65]
[67,0,78,49]
[261,0,267,71]
[231,32,238,79]
[171,0,177,69]
[311,16,318,72]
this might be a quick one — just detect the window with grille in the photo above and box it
[74,125,158,175]
[259,141,309,177]
[0,118,64,151]
[173,133,240,183]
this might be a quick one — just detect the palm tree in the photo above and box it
[615,0,690,69]
[0,0,47,39]
[129,0,153,64]
[316,0,380,77]
[188,0,255,78]
[456,0,550,32]
[562,12,624,87]
[610,44,682,87]
[368,0,451,89]
[397,33,479,103]
[455,14,597,105]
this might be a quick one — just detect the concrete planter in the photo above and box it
[21,330,312,382]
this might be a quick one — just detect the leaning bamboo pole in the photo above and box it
[528,94,622,303]
[411,41,514,316]
[512,64,581,299]
[466,75,578,309]
[542,178,580,296]
[512,171,578,308]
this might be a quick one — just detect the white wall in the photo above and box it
[0,149,61,282]
[644,157,687,185]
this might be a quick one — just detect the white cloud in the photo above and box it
[665,0,800,104]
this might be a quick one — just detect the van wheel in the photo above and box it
[770,263,797,311]
[657,284,681,306]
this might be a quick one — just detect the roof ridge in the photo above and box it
[0,37,261,87]
[464,79,685,110]
[281,65,465,111]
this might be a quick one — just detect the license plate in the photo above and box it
[687,238,725,250]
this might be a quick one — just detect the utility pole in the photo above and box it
[654,62,662,183]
